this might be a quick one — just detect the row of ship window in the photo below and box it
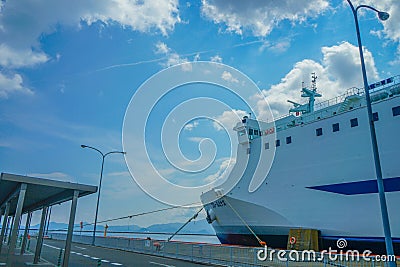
[260,105,400,150]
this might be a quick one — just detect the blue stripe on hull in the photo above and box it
[307,177,400,195]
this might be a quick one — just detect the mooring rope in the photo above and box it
[223,196,266,246]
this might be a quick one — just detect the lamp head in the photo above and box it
[81,144,87,148]
[378,11,389,21]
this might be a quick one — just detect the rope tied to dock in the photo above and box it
[223,197,266,247]
[52,201,202,231]
[167,207,204,242]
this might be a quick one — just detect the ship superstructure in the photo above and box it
[201,75,400,254]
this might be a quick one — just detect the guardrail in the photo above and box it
[51,233,396,267]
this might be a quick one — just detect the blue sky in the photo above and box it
[0,0,399,227]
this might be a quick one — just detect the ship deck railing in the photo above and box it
[269,75,400,126]
[50,233,397,267]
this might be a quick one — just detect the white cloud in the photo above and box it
[0,72,33,98]
[166,53,189,67]
[221,71,239,83]
[0,0,181,99]
[0,0,180,51]
[201,0,329,37]
[0,44,49,68]
[347,0,400,62]
[210,55,222,63]
[154,41,192,71]
[381,1,400,42]
[89,0,181,35]
[155,42,171,55]
[0,0,180,68]
[256,42,379,118]
[351,0,400,40]
[184,121,199,131]
[204,157,235,184]
[259,40,291,53]
[213,109,247,131]
[187,137,204,142]
[321,42,378,88]
[28,172,76,182]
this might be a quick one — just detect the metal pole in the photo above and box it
[346,0,395,260]
[7,215,14,245]
[20,211,32,255]
[92,155,105,246]
[7,183,27,266]
[34,206,48,264]
[63,190,79,267]
[81,145,125,246]
[43,206,49,236]
[45,206,52,236]
[0,202,10,252]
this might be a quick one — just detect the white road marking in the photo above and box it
[43,244,60,250]
[149,261,175,267]
[43,241,121,265]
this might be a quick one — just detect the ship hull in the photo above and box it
[202,194,400,255]
[201,89,400,256]
[215,230,400,255]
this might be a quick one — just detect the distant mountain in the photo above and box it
[29,221,72,231]
[143,220,215,234]
[31,219,215,235]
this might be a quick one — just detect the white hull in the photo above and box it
[201,77,400,254]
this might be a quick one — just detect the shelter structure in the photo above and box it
[0,172,97,266]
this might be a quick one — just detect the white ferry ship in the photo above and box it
[201,74,400,254]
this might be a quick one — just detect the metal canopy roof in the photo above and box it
[0,173,97,216]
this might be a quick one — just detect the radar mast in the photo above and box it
[288,73,322,115]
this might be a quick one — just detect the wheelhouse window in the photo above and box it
[392,106,400,117]
[247,128,261,139]
[332,123,339,132]
[350,118,358,127]
[286,136,292,144]
[316,128,323,136]
[372,112,379,122]
[276,140,280,147]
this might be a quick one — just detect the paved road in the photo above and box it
[34,238,213,267]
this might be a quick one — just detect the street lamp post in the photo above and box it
[346,0,395,260]
[81,145,126,246]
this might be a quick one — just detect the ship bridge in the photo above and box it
[233,116,274,145]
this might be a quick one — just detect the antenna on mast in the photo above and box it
[288,72,321,115]
[311,72,317,92]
